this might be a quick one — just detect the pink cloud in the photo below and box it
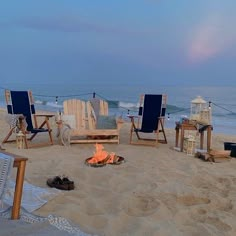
[187,13,236,64]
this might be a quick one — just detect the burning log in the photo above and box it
[85,143,125,167]
[87,143,109,164]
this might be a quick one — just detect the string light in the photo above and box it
[208,101,212,110]
[1,86,236,116]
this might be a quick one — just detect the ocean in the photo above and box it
[1,82,236,135]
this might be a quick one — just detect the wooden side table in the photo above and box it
[1,151,28,220]
[175,123,212,152]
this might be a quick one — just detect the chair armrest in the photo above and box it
[127,115,139,121]
[35,114,55,118]
[127,115,139,119]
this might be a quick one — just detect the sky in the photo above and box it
[0,0,236,87]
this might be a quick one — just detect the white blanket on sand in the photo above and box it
[2,180,60,213]
[0,153,59,213]
[0,153,95,236]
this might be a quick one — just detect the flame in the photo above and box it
[87,144,118,164]
[106,152,118,164]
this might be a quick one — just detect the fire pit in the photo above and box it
[85,144,125,167]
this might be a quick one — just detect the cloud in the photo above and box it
[6,15,153,36]
[187,12,236,64]
[17,16,109,33]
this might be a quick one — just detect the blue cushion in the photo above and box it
[96,115,117,129]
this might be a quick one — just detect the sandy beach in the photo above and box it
[1,107,236,236]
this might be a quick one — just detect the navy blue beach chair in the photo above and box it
[129,94,167,146]
[2,90,54,148]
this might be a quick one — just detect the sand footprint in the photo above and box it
[217,177,231,187]
[188,207,232,233]
[133,181,158,193]
[191,177,231,198]
[206,216,232,232]
[231,176,236,185]
[210,198,233,212]
[111,178,157,193]
[176,195,210,206]
[189,207,208,223]
[123,193,160,217]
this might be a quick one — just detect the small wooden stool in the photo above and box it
[175,123,212,152]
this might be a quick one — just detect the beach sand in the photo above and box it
[1,107,236,236]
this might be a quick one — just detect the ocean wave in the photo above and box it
[35,100,63,109]
[34,98,236,121]
[118,101,139,109]
[35,98,185,113]
[35,100,46,105]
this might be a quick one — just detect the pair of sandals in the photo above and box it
[47,176,74,191]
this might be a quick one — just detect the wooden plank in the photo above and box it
[70,129,119,136]
[87,102,96,130]
[100,100,108,115]
[86,102,93,130]
[75,99,80,129]
[81,100,86,129]
[70,139,119,144]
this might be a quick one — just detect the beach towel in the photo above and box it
[2,180,60,212]
[0,153,14,205]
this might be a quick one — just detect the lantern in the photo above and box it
[183,135,196,156]
[190,96,211,124]
[16,131,25,149]
[186,136,196,156]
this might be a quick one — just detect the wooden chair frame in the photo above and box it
[129,94,167,147]
[2,90,54,148]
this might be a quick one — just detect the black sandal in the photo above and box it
[47,176,74,191]
[62,176,75,190]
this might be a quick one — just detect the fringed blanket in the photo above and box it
[3,180,61,212]
[0,153,14,203]
[0,153,95,236]
[5,114,28,133]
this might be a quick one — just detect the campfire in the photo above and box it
[85,143,125,167]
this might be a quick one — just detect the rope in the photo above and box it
[34,92,93,98]
[92,92,131,112]
[1,86,236,115]
[211,102,236,115]
[168,107,191,115]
